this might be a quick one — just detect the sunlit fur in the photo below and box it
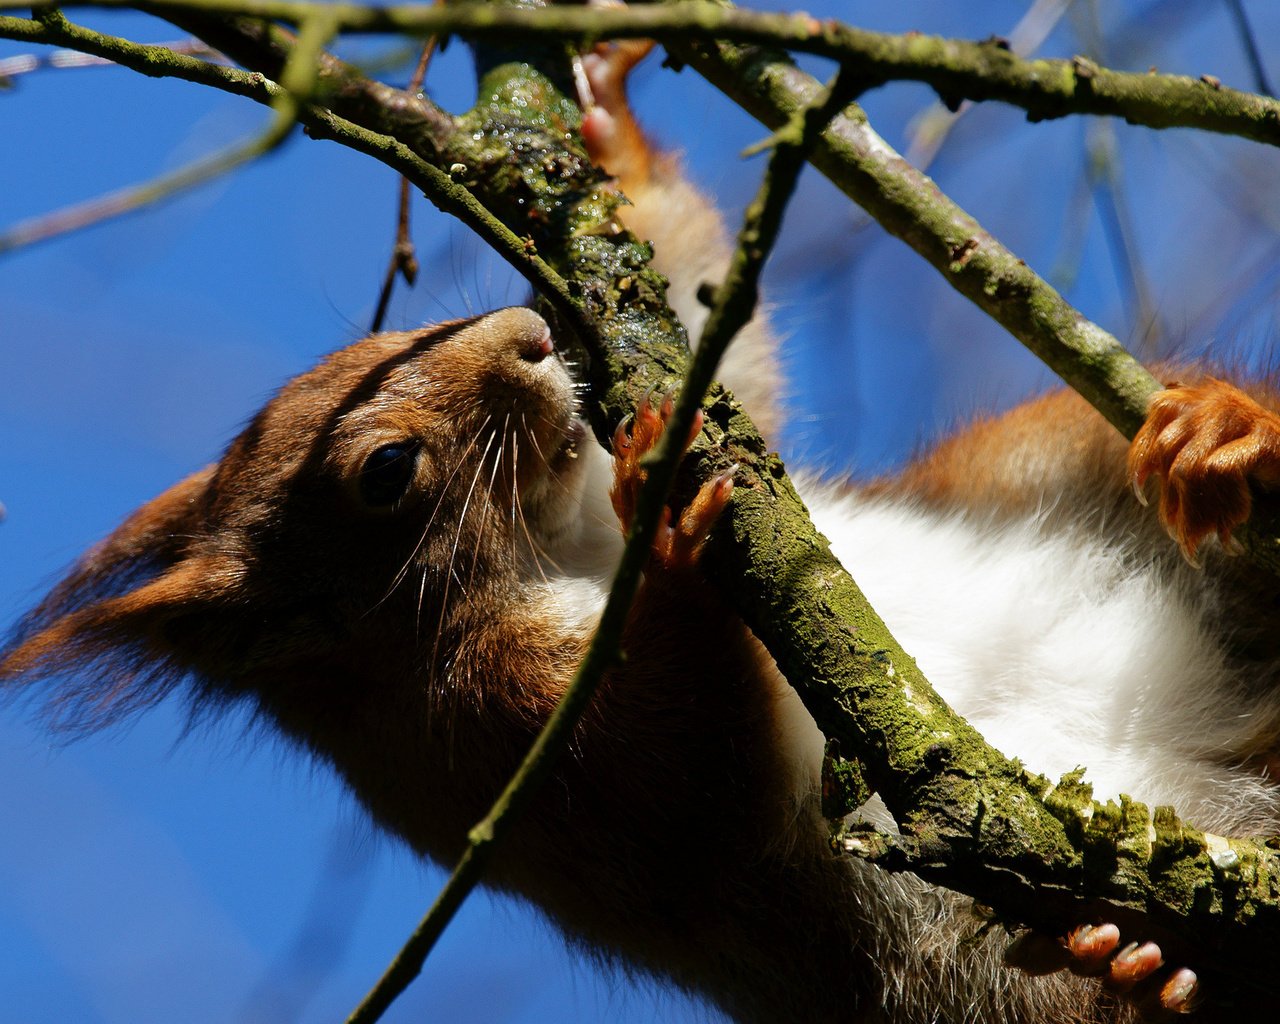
[12,66,1280,1024]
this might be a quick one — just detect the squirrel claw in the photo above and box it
[610,394,728,569]
[1160,968,1199,1014]
[652,468,736,570]
[1012,924,1197,1017]
[664,467,736,569]
[1106,941,1164,988]
[1066,923,1121,973]
[612,413,634,454]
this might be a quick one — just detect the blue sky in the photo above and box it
[3,2,1279,1021]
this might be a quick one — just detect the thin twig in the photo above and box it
[0,36,215,79]
[0,12,280,97]
[368,176,420,332]
[1224,0,1274,98]
[0,8,337,254]
[0,11,591,344]
[342,65,855,1024]
[1085,118,1162,353]
[904,0,1070,170]
[368,31,438,333]
[1069,3,1162,353]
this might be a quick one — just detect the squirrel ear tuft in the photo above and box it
[1,468,241,731]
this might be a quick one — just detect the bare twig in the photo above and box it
[1085,118,1162,352]
[367,177,420,332]
[1068,1,1162,351]
[368,30,438,333]
[0,12,278,96]
[1224,0,1274,98]
[904,0,1071,170]
[0,36,215,79]
[0,8,338,254]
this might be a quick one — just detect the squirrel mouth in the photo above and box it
[547,418,588,476]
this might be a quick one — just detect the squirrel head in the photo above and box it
[1,307,589,729]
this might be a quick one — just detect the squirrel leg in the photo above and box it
[571,2,787,439]
[1129,378,1280,564]
[575,2,655,183]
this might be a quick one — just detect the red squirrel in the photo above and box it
[7,38,1280,1024]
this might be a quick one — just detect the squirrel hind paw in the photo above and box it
[1127,378,1280,562]
[579,1,654,100]
[660,467,735,570]
[1010,924,1198,1017]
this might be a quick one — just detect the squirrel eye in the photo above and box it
[359,442,420,507]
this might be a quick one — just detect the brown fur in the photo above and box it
[0,304,864,1020]
[3,281,1201,1022]
[11,46,1280,1022]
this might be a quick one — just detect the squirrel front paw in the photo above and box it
[609,392,734,570]
[1128,378,1280,564]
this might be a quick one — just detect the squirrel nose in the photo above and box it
[470,307,556,365]
[520,324,555,363]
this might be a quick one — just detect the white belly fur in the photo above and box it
[546,439,1280,837]
[804,483,1280,837]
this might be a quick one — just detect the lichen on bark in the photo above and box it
[453,55,703,439]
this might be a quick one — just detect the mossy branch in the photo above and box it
[46,0,1280,148]
[663,24,1280,999]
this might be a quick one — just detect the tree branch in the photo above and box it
[367,31,437,334]
[664,29,1162,438]
[661,23,1280,581]
[45,0,1280,146]
[660,23,1280,998]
